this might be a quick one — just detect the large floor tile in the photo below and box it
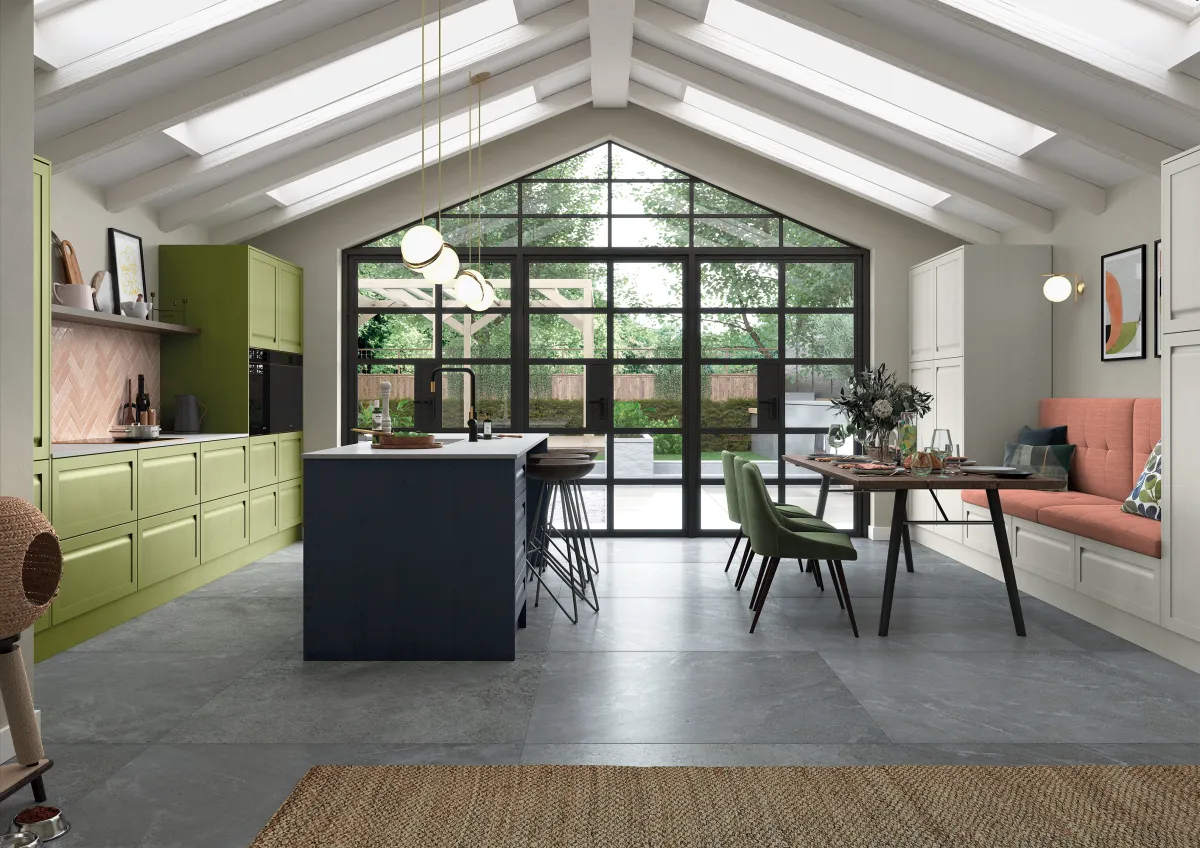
[1005,597,1147,651]
[1094,650,1200,700]
[165,655,544,744]
[36,651,262,743]
[821,650,1200,744]
[760,557,1007,600]
[187,558,303,598]
[596,538,732,564]
[526,651,885,744]
[0,743,146,814]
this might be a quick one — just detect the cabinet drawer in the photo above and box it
[202,492,250,563]
[201,439,249,502]
[54,522,138,623]
[278,478,302,529]
[33,459,50,524]
[1077,539,1161,624]
[278,431,303,481]
[53,451,138,538]
[249,435,280,489]
[1011,517,1074,589]
[138,506,201,590]
[250,484,280,543]
[138,442,201,518]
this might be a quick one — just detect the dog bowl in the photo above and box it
[13,807,68,842]
[0,832,40,847]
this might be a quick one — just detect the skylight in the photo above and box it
[164,0,518,156]
[266,87,538,207]
[682,88,951,208]
[703,0,1055,157]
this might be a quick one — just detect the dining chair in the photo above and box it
[720,451,820,574]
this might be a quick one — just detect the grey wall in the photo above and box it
[1004,174,1162,398]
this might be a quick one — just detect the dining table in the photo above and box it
[782,455,1063,638]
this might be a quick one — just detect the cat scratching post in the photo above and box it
[0,497,62,804]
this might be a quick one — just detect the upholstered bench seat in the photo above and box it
[960,489,1119,523]
[1037,504,1162,558]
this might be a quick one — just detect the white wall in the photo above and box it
[1003,174,1162,398]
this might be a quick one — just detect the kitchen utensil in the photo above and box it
[59,240,84,287]
[120,301,150,320]
[114,424,162,441]
[370,442,445,450]
[51,283,92,311]
[125,379,135,425]
[90,270,114,314]
[174,395,205,433]
[0,831,40,846]
[13,807,69,842]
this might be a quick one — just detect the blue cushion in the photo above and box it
[1018,424,1068,446]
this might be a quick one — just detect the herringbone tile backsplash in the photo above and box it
[52,322,160,441]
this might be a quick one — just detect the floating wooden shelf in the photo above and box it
[51,305,200,336]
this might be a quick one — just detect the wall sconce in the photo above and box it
[1043,274,1085,303]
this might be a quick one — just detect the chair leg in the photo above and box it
[725,530,743,573]
[750,557,780,633]
[750,554,770,609]
[832,560,859,638]
[735,546,754,590]
[805,558,824,591]
[826,561,845,610]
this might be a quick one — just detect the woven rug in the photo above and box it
[250,763,1200,847]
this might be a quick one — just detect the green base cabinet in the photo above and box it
[52,451,138,539]
[279,478,302,529]
[202,491,249,563]
[138,442,201,519]
[279,431,303,481]
[32,460,50,523]
[201,439,249,502]
[34,157,51,462]
[249,485,280,544]
[54,523,138,624]
[138,506,201,590]
[249,435,280,489]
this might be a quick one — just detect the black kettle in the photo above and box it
[174,395,206,433]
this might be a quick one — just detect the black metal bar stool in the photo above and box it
[544,447,601,575]
[527,455,599,624]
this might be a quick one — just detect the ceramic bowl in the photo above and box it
[120,301,151,320]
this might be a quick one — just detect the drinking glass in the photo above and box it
[910,451,934,478]
[930,428,953,477]
[826,423,847,453]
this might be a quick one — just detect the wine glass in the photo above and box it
[826,423,847,454]
[930,428,953,477]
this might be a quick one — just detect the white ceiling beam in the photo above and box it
[589,0,635,107]
[632,42,1052,231]
[212,84,593,244]
[35,0,311,108]
[156,44,591,231]
[635,0,1107,213]
[37,0,488,170]
[742,0,1179,174]
[32,23,60,72]
[629,83,998,243]
[106,3,589,212]
[33,0,89,21]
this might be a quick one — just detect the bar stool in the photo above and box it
[526,455,599,624]
[544,447,601,574]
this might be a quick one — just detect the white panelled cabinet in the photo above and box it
[1162,150,1200,335]
[1162,331,1200,641]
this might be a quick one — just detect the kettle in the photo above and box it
[174,395,206,433]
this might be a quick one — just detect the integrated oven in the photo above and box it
[249,348,303,435]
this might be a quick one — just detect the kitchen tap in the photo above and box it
[430,367,478,442]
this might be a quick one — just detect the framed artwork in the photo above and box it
[1154,239,1162,359]
[108,228,146,309]
[1101,245,1147,362]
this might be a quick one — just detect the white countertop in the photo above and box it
[305,433,548,460]
[52,433,249,458]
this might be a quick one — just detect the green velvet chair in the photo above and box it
[739,461,859,636]
[720,451,819,574]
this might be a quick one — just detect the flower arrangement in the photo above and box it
[829,364,933,455]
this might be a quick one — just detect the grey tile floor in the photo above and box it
[15,537,1200,847]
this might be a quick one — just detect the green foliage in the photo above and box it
[829,364,933,436]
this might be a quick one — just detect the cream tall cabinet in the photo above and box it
[907,246,1052,542]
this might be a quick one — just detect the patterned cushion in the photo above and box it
[1003,443,1076,488]
[1122,440,1163,521]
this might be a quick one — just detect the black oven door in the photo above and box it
[268,354,304,434]
[249,361,267,435]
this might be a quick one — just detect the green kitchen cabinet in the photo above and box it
[277,263,303,353]
[138,442,201,518]
[201,491,249,563]
[53,522,138,623]
[201,438,249,502]
[33,157,51,461]
[249,253,278,349]
[278,431,303,481]
[52,451,138,539]
[138,506,201,589]
[278,478,302,530]
[249,434,280,489]
[249,485,280,544]
[32,459,50,523]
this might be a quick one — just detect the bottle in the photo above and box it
[136,374,150,418]
[371,400,382,430]
[483,414,493,440]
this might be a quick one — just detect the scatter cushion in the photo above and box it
[1018,424,1068,446]
[1122,440,1163,521]
[1003,443,1075,488]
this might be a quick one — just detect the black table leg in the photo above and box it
[986,488,1026,637]
[815,476,831,520]
[879,490,908,637]
[901,523,914,573]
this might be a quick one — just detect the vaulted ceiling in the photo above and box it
[32,0,1200,245]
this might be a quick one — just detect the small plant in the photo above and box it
[829,364,932,448]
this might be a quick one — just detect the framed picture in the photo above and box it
[1100,245,1147,362]
[108,228,146,309]
[1154,239,1162,359]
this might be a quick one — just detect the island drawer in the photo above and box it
[515,537,527,583]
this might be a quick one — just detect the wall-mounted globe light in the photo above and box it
[1042,274,1085,303]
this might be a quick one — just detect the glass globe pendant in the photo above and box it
[453,268,486,305]
[422,243,460,283]
[467,279,495,312]
[400,224,443,271]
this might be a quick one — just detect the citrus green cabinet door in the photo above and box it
[249,435,279,489]
[138,506,201,589]
[201,439,249,502]
[249,485,279,543]
[202,492,249,563]
[33,159,51,461]
[277,264,302,353]
[249,253,278,349]
[33,459,50,523]
[278,431,303,481]
[53,451,138,539]
[278,478,302,529]
[138,443,201,518]
[53,523,138,623]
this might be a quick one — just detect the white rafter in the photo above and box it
[37,0,490,170]
[157,44,591,231]
[634,0,1107,213]
[211,83,593,244]
[588,0,635,106]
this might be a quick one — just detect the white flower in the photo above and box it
[872,399,893,419]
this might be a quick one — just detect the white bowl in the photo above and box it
[120,301,150,320]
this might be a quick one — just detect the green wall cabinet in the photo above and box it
[249,435,280,489]
[277,264,303,353]
[138,506,201,590]
[249,253,279,350]
[52,451,138,539]
[200,439,249,502]
[54,523,138,624]
[278,478,302,530]
[33,157,51,462]
[138,442,201,518]
[201,492,249,563]
[279,431,303,481]
[249,485,279,544]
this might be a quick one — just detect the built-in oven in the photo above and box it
[249,348,303,435]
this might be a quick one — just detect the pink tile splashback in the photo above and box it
[51,322,160,441]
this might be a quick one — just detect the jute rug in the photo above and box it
[250,763,1200,847]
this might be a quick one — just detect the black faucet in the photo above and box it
[430,367,478,442]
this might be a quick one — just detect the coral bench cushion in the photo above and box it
[1036,505,1162,559]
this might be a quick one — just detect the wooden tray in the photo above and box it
[370,442,445,450]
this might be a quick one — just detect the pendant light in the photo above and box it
[454,71,496,312]
[400,0,444,271]
[421,0,462,284]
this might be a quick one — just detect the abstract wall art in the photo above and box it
[1101,245,1146,362]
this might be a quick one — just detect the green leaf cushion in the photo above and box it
[1003,442,1075,489]
[1123,440,1163,521]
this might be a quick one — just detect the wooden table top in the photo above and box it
[783,455,1064,491]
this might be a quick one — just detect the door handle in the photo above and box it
[757,396,779,421]
[587,397,608,422]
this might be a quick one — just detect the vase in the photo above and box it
[866,429,894,464]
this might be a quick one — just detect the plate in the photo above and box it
[992,470,1035,479]
[963,466,1018,474]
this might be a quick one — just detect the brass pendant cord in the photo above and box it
[477,75,483,272]
[419,0,426,226]
[467,73,474,271]
[436,0,443,235]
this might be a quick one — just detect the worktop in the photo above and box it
[52,433,249,459]
[305,433,547,460]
